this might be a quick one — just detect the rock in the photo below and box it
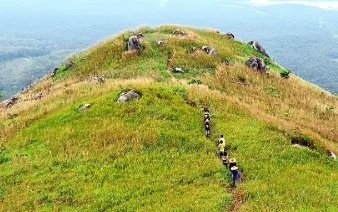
[128,33,144,51]
[173,29,186,36]
[51,68,58,78]
[35,93,44,101]
[246,57,266,72]
[78,104,92,112]
[117,90,141,103]
[201,46,218,55]
[222,59,230,66]
[156,40,166,46]
[327,149,337,161]
[248,41,270,58]
[21,84,33,94]
[5,97,18,108]
[225,32,235,39]
[66,61,74,69]
[92,75,106,84]
[170,67,185,73]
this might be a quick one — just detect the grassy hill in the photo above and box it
[1,25,337,211]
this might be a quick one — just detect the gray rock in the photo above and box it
[157,40,166,46]
[78,104,92,112]
[35,93,44,101]
[201,46,218,55]
[225,32,235,39]
[170,67,185,73]
[117,90,141,103]
[248,41,270,58]
[246,57,266,72]
[128,34,144,51]
[51,68,58,78]
[173,29,186,36]
[66,61,74,69]
[5,97,18,108]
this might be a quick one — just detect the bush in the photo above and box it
[188,79,202,85]
[280,69,290,79]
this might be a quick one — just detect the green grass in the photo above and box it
[1,25,337,211]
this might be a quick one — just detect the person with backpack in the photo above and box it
[230,166,240,188]
[205,120,210,137]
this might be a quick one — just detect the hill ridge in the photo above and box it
[0,25,337,211]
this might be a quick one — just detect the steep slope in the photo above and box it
[0,25,337,211]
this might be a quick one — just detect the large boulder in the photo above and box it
[156,40,166,46]
[128,33,144,51]
[201,46,218,55]
[246,57,266,72]
[51,68,58,78]
[117,90,141,103]
[172,29,186,36]
[225,32,235,39]
[248,41,270,58]
[4,97,18,108]
[66,61,74,69]
[170,67,185,73]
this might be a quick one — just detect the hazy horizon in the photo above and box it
[1,0,338,98]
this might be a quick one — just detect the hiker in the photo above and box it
[205,121,210,137]
[219,135,225,145]
[230,166,240,188]
[229,158,237,170]
[204,113,211,122]
[218,140,225,158]
[221,155,228,167]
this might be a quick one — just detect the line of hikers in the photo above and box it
[218,135,241,188]
[203,107,241,188]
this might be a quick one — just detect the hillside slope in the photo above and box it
[1,25,337,211]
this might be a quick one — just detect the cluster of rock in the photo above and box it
[128,33,144,51]
[117,90,141,103]
[248,41,270,58]
[246,57,266,73]
[4,97,18,108]
[35,93,44,101]
[21,84,34,94]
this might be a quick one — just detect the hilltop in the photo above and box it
[0,25,337,211]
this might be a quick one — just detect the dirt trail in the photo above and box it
[203,108,243,212]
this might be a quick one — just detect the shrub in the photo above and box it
[280,69,290,79]
[188,79,202,85]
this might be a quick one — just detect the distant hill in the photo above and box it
[0,26,337,211]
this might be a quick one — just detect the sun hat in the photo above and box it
[229,158,236,163]
[230,166,238,171]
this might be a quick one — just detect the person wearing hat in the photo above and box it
[229,158,237,170]
[230,166,240,188]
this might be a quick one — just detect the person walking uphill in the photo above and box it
[218,140,225,158]
[205,119,211,137]
[230,166,240,188]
